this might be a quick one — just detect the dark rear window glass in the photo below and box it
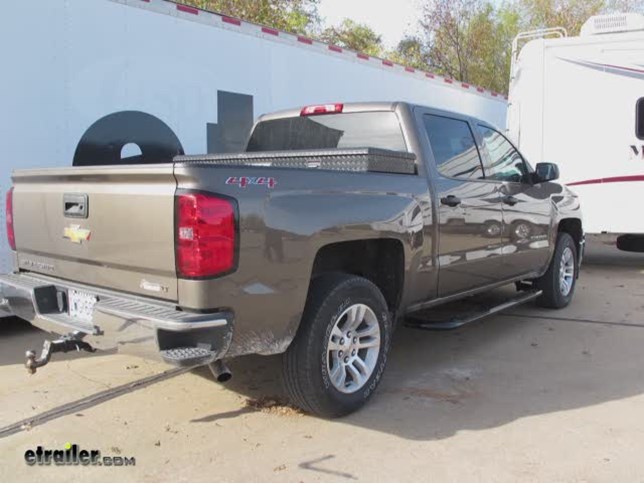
[246,112,407,152]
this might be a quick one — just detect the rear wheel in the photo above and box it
[283,273,392,418]
[534,232,578,308]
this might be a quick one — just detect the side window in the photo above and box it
[637,98,644,140]
[423,115,484,180]
[478,125,528,183]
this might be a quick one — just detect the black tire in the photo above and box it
[616,234,644,253]
[534,232,578,309]
[283,273,392,418]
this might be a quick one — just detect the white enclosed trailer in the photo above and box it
[507,13,644,249]
[0,0,506,276]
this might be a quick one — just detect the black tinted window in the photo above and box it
[423,115,483,179]
[246,112,407,152]
[637,98,644,140]
[478,125,527,182]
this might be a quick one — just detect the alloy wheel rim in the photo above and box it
[559,246,575,296]
[326,303,381,394]
[515,223,530,239]
[487,223,501,237]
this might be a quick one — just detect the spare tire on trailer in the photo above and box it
[616,234,644,253]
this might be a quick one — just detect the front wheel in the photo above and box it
[282,273,392,418]
[534,232,578,308]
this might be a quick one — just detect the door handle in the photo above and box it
[63,193,89,218]
[440,195,462,207]
[502,195,519,206]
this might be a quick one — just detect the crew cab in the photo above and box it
[0,102,583,417]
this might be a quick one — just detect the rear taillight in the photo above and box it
[5,187,15,250]
[176,192,237,278]
[300,103,344,116]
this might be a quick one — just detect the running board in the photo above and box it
[405,289,542,330]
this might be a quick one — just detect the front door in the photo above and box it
[421,113,506,297]
[475,124,555,278]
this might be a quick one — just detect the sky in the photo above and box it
[317,0,421,49]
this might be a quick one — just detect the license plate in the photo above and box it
[68,289,98,323]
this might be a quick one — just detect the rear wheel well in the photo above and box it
[558,218,583,254]
[310,239,404,315]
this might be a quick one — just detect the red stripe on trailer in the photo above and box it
[222,16,241,26]
[568,175,644,186]
[118,0,498,102]
[261,27,279,36]
[176,4,198,14]
[602,63,644,74]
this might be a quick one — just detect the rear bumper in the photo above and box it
[0,272,233,364]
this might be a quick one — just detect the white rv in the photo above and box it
[507,13,644,251]
[0,0,506,278]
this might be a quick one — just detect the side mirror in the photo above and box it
[534,162,560,183]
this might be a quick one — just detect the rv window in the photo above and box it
[637,98,644,140]
[423,115,484,180]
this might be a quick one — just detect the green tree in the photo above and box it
[515,0,644,35]
[176,0,644,94]
[417,0,511,92]
[412,0,644,94]
[320,19,384,56]
[178,0,320,35]
[388,36,429,70]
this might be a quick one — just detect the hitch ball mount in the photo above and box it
[25,332,96,375]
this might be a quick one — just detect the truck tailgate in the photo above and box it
[11,164,178,301]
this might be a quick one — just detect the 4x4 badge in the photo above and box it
[63,224,91,244]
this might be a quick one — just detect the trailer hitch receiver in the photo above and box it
[25,332,96,375]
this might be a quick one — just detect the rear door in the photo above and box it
[476,124,554,277]
[12,164,178,300]
[419,110,505,297]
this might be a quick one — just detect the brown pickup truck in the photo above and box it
[0,102,583,417]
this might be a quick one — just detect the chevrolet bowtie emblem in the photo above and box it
[63,224,91,244]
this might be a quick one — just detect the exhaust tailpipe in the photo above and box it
[208,359,232,383]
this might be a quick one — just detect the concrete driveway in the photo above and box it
[1,241,643,482]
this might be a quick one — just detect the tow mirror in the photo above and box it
[534,162,559,183]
